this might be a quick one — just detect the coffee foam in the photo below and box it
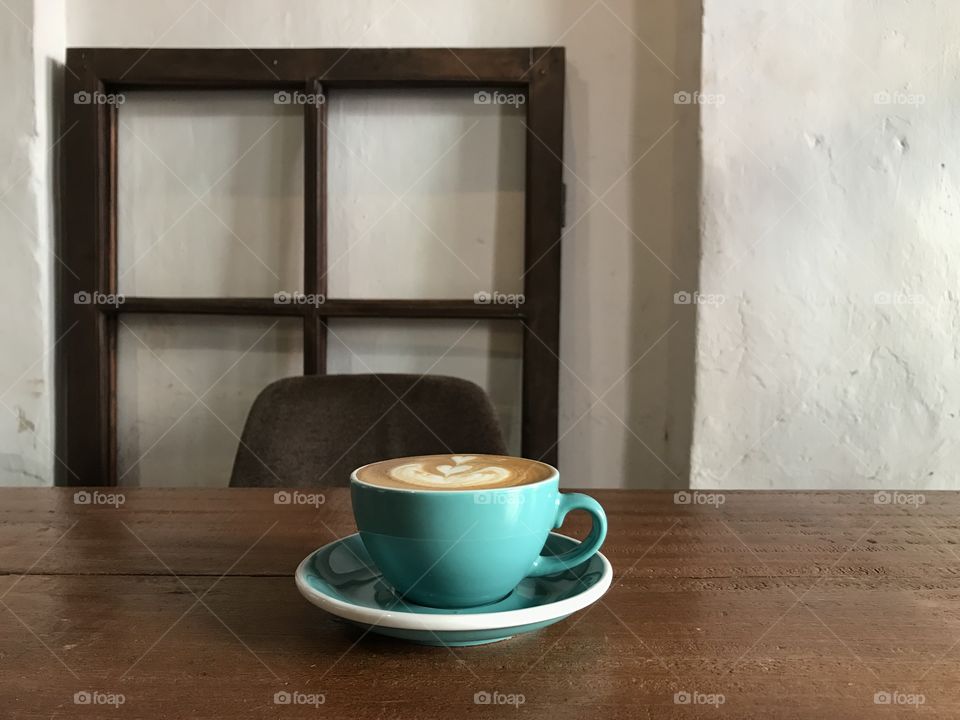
[355,454,554,490]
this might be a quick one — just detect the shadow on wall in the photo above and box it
[49,57,66,485]
[624,0,702,489]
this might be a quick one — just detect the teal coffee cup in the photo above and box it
[350,454,607,608]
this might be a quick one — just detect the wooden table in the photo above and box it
[1,489,957,718]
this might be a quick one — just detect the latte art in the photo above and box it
[390,455,512,488]
[355,454,554,491]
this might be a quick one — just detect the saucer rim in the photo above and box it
[294,532,612,632]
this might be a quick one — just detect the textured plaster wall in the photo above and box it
[0,0,63,485]
[694,0,960,489]
[67,0,702,489]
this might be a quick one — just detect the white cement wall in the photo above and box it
[0,0,63,485]
[695,0,960,489]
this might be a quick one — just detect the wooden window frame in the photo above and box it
[58,48,565,486]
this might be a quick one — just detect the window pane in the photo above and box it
[327,89,526,299]
[117,315,303,487]
[117,91,304,297]
[326,319,522,454]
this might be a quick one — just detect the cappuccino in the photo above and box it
[355,454,554,491]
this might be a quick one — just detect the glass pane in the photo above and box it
[117,91,304,297]
[326,319,522,454]
[117,315,303,487]
[327,89,526,299]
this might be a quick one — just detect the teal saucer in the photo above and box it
[295,532,612,646]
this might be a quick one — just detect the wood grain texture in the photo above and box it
[108,298,526,319]
[67,48,545,87]
[522,47,564,467]
[2,489,958,718]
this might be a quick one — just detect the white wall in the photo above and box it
[695,0,960,489]
[63,0,701,489]
[0,0,63,485]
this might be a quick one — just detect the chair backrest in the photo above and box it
[229,374,508,487]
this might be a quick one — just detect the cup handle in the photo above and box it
[527,493,607,577]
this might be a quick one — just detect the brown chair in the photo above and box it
[229,374,508,487]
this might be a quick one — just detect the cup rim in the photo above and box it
[350,454,559,494]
